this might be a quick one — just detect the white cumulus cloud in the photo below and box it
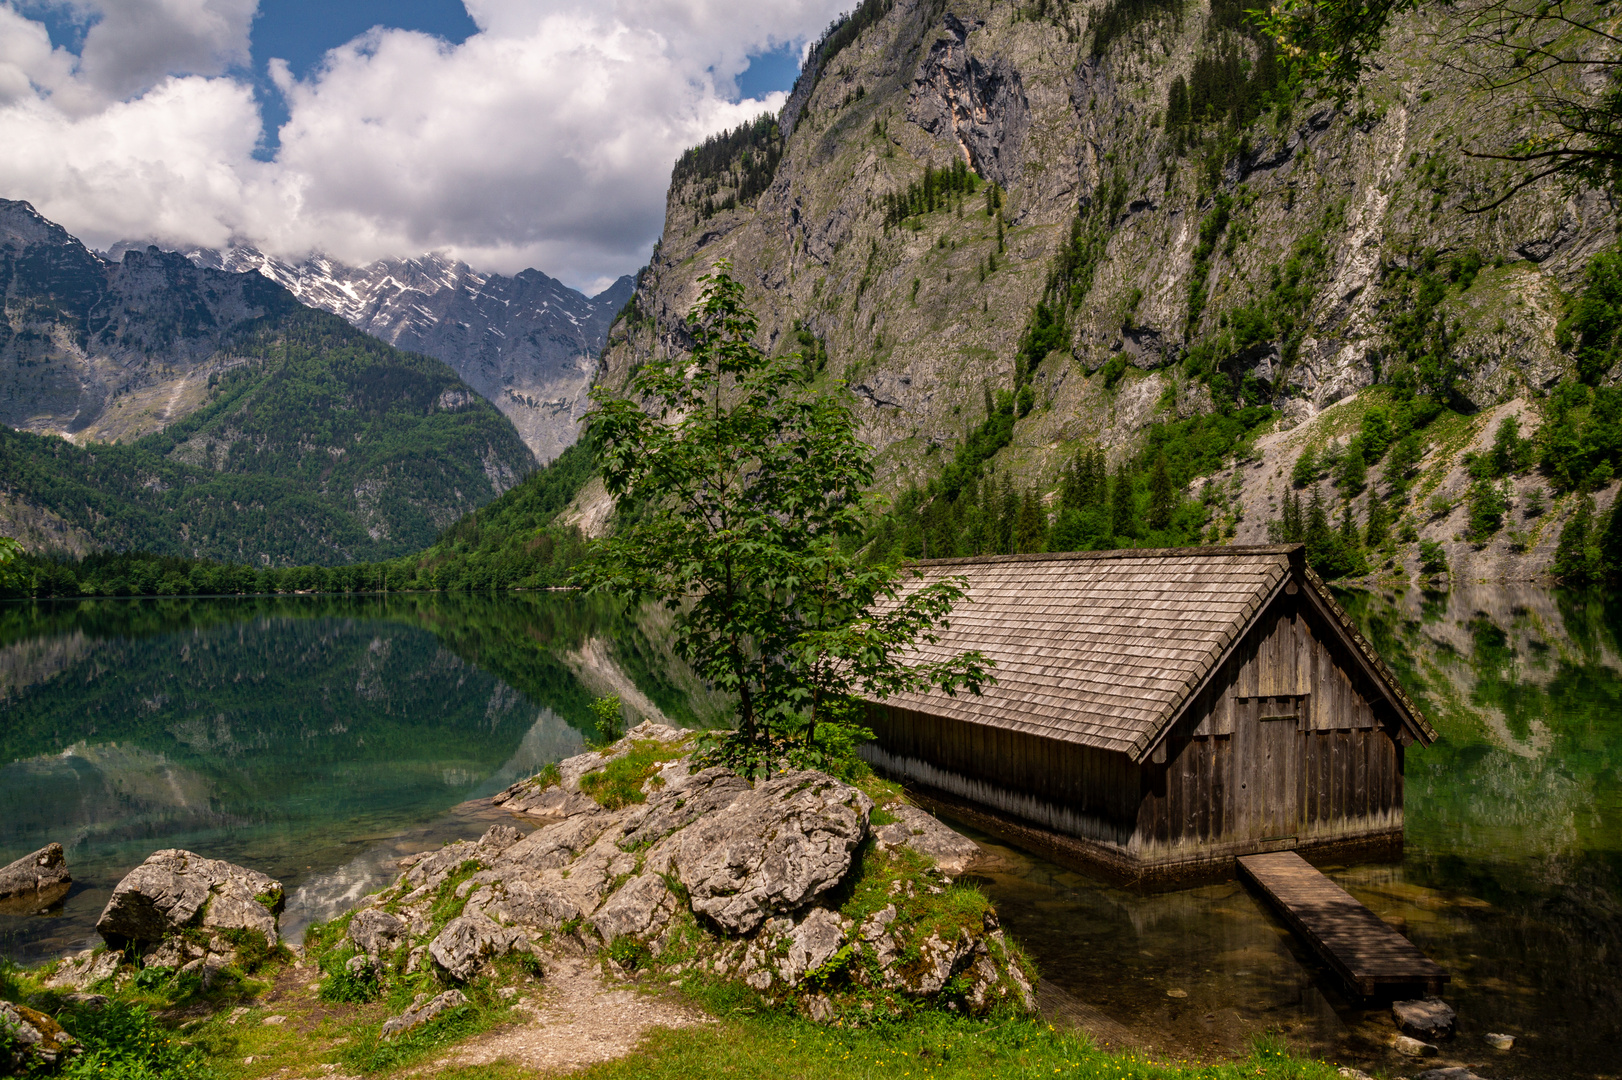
[0,0,847,289]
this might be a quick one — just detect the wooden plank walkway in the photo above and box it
[1238,851,1449,997]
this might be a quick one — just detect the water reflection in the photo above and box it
[971,584,1621,1080]
[0,593,723,964]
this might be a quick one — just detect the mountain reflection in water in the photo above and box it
[0,593,725,964]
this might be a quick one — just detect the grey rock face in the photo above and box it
[380,988,468,1039]
[670,770,873,935]
[874,804,980,874]
[0,842,71,908]
[428,914,531,981]
[775,908,847,988]
[43,949,122,990]
[348,909,408,959]
[590,874,677,943]
[95,849,283,948]
[1393,997,1457,1040]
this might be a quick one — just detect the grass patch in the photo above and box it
[579,738,691,810]
[338,979,516,1075]
[571,1012,1342,1080]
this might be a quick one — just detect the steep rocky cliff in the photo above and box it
[597,0,1619,581]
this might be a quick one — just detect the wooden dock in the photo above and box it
[1238,851,1449,997]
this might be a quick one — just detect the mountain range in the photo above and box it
[146,246,633,465]
[0,198,536,565]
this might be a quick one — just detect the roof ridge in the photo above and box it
[905,545,1302,569]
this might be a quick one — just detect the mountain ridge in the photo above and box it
[105,241,634,464]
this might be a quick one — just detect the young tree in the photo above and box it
[1554,494,1600,582]
[578,264,992,769]
[1015,487,1047,553]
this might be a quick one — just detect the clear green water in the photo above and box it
[0,593,720,964]
[0,588,1616,1078]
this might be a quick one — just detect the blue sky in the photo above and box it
[1,0,837,288]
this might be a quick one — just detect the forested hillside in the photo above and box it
[1,201,536,565]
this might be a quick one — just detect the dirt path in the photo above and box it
[433,956,709,1075]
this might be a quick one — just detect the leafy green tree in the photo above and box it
[1467,478,1509,542]
[1015,487,1047,553]
[1359,407,1392,463]
[1602,495,1622,579]
[578,264,990,767]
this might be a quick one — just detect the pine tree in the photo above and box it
[1304,485,1332,566]
[1148,454,1175,530]
[1015,487,1047,552]
[1602,494,1622,579]
[1365,496,1390,548]
[1555,494,1598,582]
[997,474,1018,554]
[1110,462,1136,539]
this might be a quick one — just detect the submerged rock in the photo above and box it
[1393,997,1457,1040]
[0,843,72,911]
[96,849,283,948]
[380,989,467,1039]
[1391,1033,1441,1057]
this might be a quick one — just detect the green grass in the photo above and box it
[570,1013,1342,1080]
[579,737,692,809]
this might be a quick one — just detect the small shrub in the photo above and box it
[319,953,379,1004]
[589,694,625,746]
[56,1000,214,1080]
[606,938,651,971]
[1419,539,1449,575]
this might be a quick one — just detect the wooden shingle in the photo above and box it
[875,545,1431,760]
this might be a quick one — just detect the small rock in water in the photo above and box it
[1390,1034,1440,1057]
[1393,997,1456,1040]
[1417,1069,1488,1080]
[1166,988,1188,998]
[1484,1032,1514,1050]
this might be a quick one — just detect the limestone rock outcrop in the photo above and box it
[341,723,1033,1020]
[0,843,71,912]
[95,849,284,948]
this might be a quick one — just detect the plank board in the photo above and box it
[1238,851,1449,997]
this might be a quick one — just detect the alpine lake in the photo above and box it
[0,587,1616,1078]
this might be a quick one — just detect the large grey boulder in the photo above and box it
[667,770,872,934]
[590,874,677,943]
[348,909,408,959]
[427,914,531,981]
[0,843,72,910]
[873,804,980,875]
[95,849,283,948]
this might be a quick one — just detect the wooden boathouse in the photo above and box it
[862,545,1436,884]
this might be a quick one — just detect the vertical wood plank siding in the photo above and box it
[866,587,1408,874]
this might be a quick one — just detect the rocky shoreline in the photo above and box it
[8,722,1034,1073]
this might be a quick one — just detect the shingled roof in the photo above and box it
[875,545,1432,762]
